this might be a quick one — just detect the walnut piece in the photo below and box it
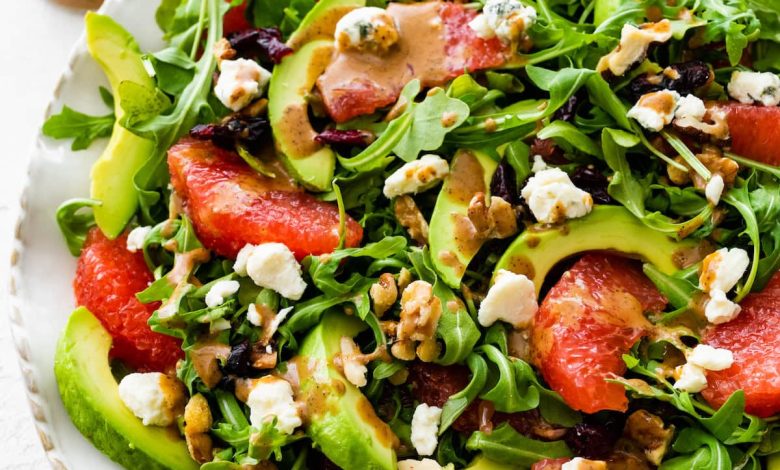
[623,410,675,465]
[667,144,739,189]
[370,273,398,317]
[184,394,214,463]
[393,281,442,363]
[467,192,519,239]
[394,195,430,245]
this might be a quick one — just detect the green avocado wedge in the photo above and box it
[268,39,337,192]
[85,13,157,239]
[464,455,516,470]
[54,308,197,470]
[494,205,701,294]
[294,312,398,470]
[430,149,499,288]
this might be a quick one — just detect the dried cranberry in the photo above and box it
[565,422,620,460]
[223,340,252,376]
[571,166,612,204]
[530,138,568,164]
[490,161,521,205]
[553,93,580,123]
[314,129,375,148]
[627,60,712,101]
[228,27,293,64]
[190,116,269,152]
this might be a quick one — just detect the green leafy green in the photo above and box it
[465,423,572,465]
[42,106,114,151]
[55,199,100,256]
[439,354,488,434]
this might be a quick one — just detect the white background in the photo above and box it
[1,1,89,467]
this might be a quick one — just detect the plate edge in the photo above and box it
[7,0,123,468]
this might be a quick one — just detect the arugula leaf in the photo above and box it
[537,120,602,158]
[118,81,172,127]
[722,183,760,301]
[439,353,488,434]
[247,0,317,37]
[42,106,115,151]
[56,199,100,256]
[465,423,572,465]
[478,345,540,413]
[643,263,698,310]
[660,428,733,470]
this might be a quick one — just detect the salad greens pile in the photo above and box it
[45,0,780,468]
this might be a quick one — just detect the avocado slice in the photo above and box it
[494,205,700,294]
[268,39,338,191]
[85,13,158,239]
[287,0,365,50]
[429,149,499,288]
[464,455,516,470]
[293,312,398,470]
[54,307,197,470]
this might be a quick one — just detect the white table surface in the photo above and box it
[0,2,90,467]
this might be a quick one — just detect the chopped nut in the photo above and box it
[391,340,417,361]
[380,320,399,335]
[250,350,278,370]
[397,268,413,291]
[467,192,518,239]
[240,97,269,117]
[370,273,399,317]
[213,37,237,63]
[416,337,441,363]
[339,337,369,387]
[184,394,214,464]
[667,144,739,189]
[191,341,231,389]
[392,281,442,362]
[623,410,674,465]
[394,195,430,245]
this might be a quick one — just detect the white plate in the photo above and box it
[9,1,165,468]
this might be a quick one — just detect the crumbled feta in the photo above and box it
[687,344,734,371]
[214,58,271,112]
[699,247,750,293]
[728,71,780,106]
[673,362,708,393]
[247,303,263,326]
[233,243,307,300]
[410,403,442,456]
[205,280,240,308]
[478,270,538,328]
[383,154,450,199]
[118,373,185,426]
[468,0,537,43]
[597,20,672,76]
[627,90,680,132]
[531,154,547,173]
[126,226,152,253]
[246,376,302,434]
[340,336,368,387]
[704,289,742,324]
[398,459,446,470]
[521,168,593,224]
[705,174,724,206]
[335,7,399,53]
[673,94,729,140]
[561,458,608,470]
[247,304,293,338]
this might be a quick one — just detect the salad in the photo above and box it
[44,0,780,469]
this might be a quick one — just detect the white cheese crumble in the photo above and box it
[705,174,724,206]
[233,243,307,300]
[673,362,708,393]
[561,458,608,470]
[410,403,442,456]
[126,226,152,253]
[704,289,742,324]
[687,344,734,371]
[673,94,730,140]
[335,7,399,53]
[214,58,271,112]
[521,167,593,224]
[728,71,780,107]
[531,154,548,173]
[383,154,450,199]
[118,373,185,427]
[246,376,302,434]
[398,459,448,470]
[205,280,241,308]
[699,247,750,293]
[597,20,673,76]
[627,90,680,132]
[478,270,538,329]
[468,0,537,44]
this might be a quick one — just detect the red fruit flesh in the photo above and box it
[317,2,509,123]
[223,3,252,36]
[74,228,182,373]
[701,272,780,418]
[720,102,780,166]
[168,138,362,260]
[532,254,667,414]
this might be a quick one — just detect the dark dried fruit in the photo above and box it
[571,165,612,204]
[530,138,568,164]
[628,60,712,101]
[228,27,293,64]
[224,341,252,376]
[314,129,375,147]
[565,422,621,460]
[553,93,580,123]
[490,161,521,205]
[190,116,269,152]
